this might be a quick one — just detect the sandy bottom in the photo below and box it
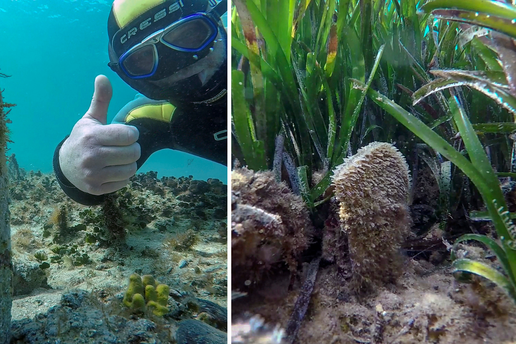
[8,170,227,343]
[234,248,516,344]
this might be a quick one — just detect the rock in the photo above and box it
[12,259,50,296]
[188,180,210,194]
[176,319,226,344]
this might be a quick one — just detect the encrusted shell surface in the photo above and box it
[331,142,412,294]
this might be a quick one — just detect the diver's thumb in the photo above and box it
[85,75,112,125]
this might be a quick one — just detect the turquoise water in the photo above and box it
[0,0,227,183]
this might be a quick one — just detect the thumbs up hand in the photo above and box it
[59,75,141,195]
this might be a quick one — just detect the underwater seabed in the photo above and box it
[231,164,516,344]
[6,165,228,343]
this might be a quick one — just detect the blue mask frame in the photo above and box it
[118,13,218,79]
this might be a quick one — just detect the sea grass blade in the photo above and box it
[244,0,313,168]
[398,40,430,83]
[491,32,516,97]
[310,45,385,204]
[232,70,267,170]
[471,37,503,72]
[266,0,295,63]
[432,70,510,88]
[285,257,321,344]
[412,70,516,117]
[472,122,516,134]
[336,26,365,159]
[451,234,514,283]
[360,0,374,75]
[362,82,513,241]
[324,74,337,167]
[448,95,494,181]
[291,0,313,39]
[336,0,351,46]
[233,0,267,149]
[430,10,516,39]
[496,172,516,179]
[470,210,516,220]
[453,258,516,300]
[297,166,313,209]
[420,0,516,21]
[334,44,385,165]
[324,23,338,78]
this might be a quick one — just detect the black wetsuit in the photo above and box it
[53,92,226,206]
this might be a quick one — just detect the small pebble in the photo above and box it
[205,265,223,273]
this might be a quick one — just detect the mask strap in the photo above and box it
[212,0,227,17]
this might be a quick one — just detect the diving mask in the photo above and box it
[115,13,219,79]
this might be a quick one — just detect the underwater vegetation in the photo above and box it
[165,228,199,252]
[232,0,516,341]
[0,72,15,344]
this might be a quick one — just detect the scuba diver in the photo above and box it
[53,0,227,206]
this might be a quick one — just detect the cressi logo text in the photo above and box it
[120,0,184,45]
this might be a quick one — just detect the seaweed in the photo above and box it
[166,229,199,252]
[102,194,126,241]
[0,73,14,343]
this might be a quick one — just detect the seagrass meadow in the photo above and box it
[231,0,516,343]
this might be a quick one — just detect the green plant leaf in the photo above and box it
[448,95,491,181]
[310,173,332,204]
[360,0,374,74]
[335,26,365,164]
[470,37,503,72]
[470,210,516,220]
[233,0,267,146]
[334,44,385,167]
[232,70,267,170]
[473,122,516,134]
[297,165,313,209]
[491,32,516,97]
[266,0,295,63]
[412,70,516,116]
[309,45,386,203]
[244,0,315,168]
[363,82,513,239]
[420,0,516,22]
[451,234,513,282]
[453,258,516,300]
[398,40,430,83]
[496,172,516,179]
[430,9,516,39]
